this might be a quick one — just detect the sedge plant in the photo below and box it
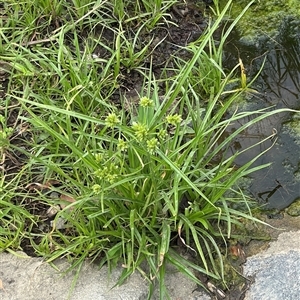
[1,0,299,299]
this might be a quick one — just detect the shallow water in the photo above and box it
[223,18,300,209]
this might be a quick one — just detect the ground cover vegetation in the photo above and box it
[0,0,297,298]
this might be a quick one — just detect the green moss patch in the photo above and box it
[219,0,300,41]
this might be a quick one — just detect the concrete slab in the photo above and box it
[0,251,210,300]
[243,230,300,300]
[1,224,300,299]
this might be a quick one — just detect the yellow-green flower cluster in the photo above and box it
[94,163,119,184]
[117,138,128,152]
[132,122,148,141]
[105,112,120,128]
[92,184,101,195]
[157,129,168,141]
[165,114,182,126]
[139,96,154,107]
[146,137,159,155]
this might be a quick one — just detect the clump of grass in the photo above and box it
[0,172,36,251]
[0,115,14,161]
[1,0,298,298]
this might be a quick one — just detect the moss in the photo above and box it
[219,0,300,41]
[282,114,300,146]
[286,198,300,216]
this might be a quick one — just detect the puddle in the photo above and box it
[223,18,300,209]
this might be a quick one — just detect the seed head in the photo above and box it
[165,114,182,126]
[147,137,159,154]
[139,96,154,107]
[132,122,148,141]
[105,112,120,128]
[117,138,128,152]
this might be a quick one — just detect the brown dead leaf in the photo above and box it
[59,194,76,209]
[229,243,246,261]
[60,194,76,203]
[177,225,197,254]
[25,182,50,191]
